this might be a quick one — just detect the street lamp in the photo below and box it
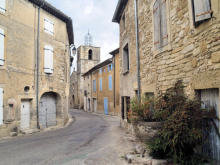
[70,44,76,66]
[72,45,76,56]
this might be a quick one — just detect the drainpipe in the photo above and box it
[36,2,44,129]
[113,57,116,110]
[134,0,141,102]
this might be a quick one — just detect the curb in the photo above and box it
[0,113,76,141]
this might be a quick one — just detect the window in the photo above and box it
[99,68,102,75]
[0,88,3,125]
[123,44,129,73]
[122,14,125,29]
[192,0,212,26]
[88,49,93,60]
[44,45,54,74]
[153,0,168,49]
[0,28,5,66]
[108,75,112,90]
[44,18,54,35]
[108,64,113,72]
[93,80,96,92]
[99,78,102,91]
[0,0,6,13]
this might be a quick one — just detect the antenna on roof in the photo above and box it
[84,30,93,46]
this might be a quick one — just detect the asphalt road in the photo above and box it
[0,109,133,165]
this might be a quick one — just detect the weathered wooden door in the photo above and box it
[20,100,30,130]
[39,93,56,128]
[201,89,220,161]
[46,96,56,127]
[104,98,108,115]
[0,88,3,125]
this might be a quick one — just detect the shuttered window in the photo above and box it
[192,0,212,25]
[123,44,129,73]
[0,28,5,66]
[109,75,112,91]
[99,68,102,75]
[0,0,6,13]
[93,80,96,92]
[99,78,102,91]
[44,45,54,74]
[153,0,168,49]
[0,88,3,125]
[44,18,54,35]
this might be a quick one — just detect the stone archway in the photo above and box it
[39,92,61,128]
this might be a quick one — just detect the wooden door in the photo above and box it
[104,98,108,115]
[20,101,30,130]
[201,89,220,161]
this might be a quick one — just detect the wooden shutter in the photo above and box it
[109,75,112,90]
[153,0,160,49]
[99,78,102,91]
[0,88,3,125]
[161,0,168,47]
[193,0,212,23]
[44,45,54,74]
[0,28,4,66]
[44,18,54,35]
[93,80,96,92]
[0,0,6,13]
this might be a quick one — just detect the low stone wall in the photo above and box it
[121,120,161,141]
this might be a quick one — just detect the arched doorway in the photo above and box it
[39,92,60,128]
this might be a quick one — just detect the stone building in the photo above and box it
[0,0,73,137]
[82,49,120,115]
[113,0,220,160]
[74,34,101,109]
[69,71,79,109]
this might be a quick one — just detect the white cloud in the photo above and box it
[84,1,94,15]
[46,0,119,70]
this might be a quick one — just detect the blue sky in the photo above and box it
[46,0,119,66]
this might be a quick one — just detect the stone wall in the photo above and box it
[0,0,70,137]
[118,0,220,103]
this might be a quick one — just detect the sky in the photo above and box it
[46,0,119,71]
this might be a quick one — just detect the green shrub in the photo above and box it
[129,95,155,123]
[147,80,216,164]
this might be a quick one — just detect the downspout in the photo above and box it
[36,6,40,129]
[134,0,141,102]
[36,2,44,129]
[113,57,116,111]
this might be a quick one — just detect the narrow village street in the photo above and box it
[0,109,135,165]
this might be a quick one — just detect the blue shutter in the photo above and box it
[99,78,102,91]
[93,80,96,92]
[109,75,112,90]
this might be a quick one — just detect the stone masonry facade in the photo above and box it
[0,0,73,137]
[113,0,220,114]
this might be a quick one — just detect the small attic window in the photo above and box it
[88,49,93,60]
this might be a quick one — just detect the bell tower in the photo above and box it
[76,32,101,108]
